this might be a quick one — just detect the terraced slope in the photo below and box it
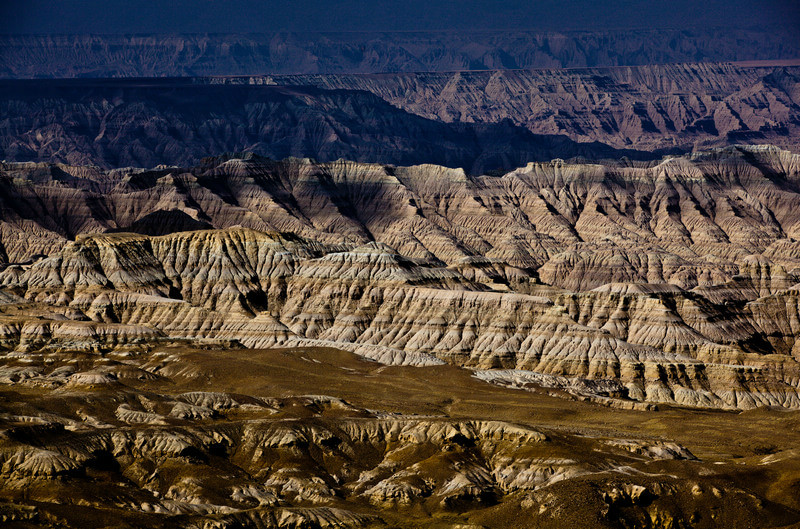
[1,146,799,410]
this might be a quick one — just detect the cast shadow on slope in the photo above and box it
[0,78,673,174]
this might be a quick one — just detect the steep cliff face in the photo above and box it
[1,146,800,410]
[246,63,800,153]
[2,29,798,78]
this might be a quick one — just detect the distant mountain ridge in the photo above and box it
[215,63,800,153]
[0,78,660,173]
[3,62,800,171]
[2,27,799,79]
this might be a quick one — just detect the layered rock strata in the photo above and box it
[0,146,799,409]
[234,63,800,153]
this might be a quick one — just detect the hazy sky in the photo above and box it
[2,0,799,34]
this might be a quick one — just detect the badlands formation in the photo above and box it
[3,63,800,170]
[2,28,799,78]
[0,144,799,409]
[0,78,637,174]
[2,144,800,527]
[227,63,800,153]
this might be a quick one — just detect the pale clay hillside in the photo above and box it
[1,145,800,411]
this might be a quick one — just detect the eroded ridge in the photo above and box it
[0,146,799,410]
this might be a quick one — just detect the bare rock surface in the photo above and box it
[243,63,800,153]
[1,146,800,410]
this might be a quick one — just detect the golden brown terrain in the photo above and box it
[1,145,800,527]
[3,344,800,528]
